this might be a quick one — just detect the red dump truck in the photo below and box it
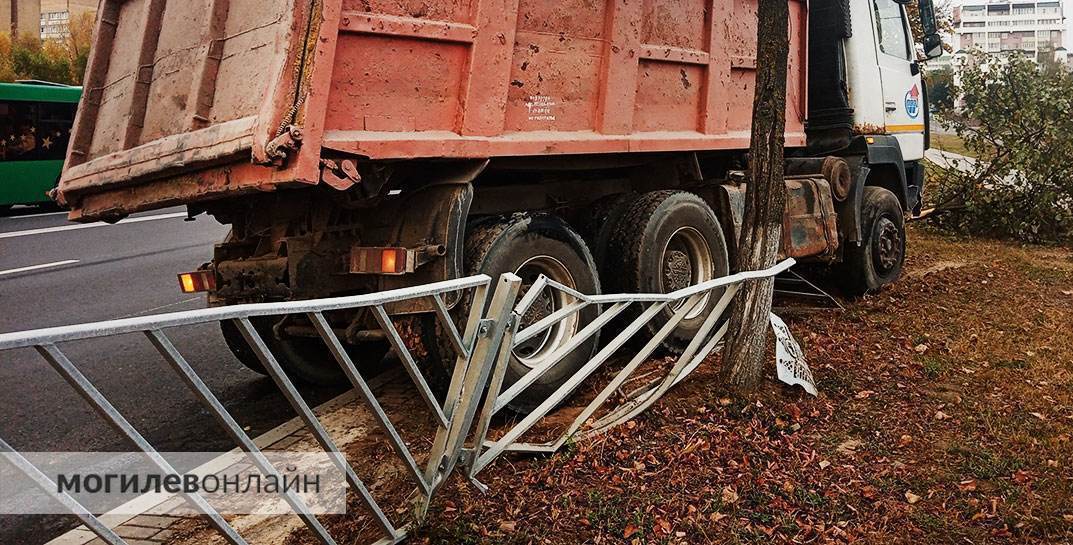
[56,0,942,404]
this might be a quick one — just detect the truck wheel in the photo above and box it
[606,191,730,351]
[840,186,906,295]
[397,314,454,401]
[219,317,389,385]
[220,319,270,375]
[462,213,602,413]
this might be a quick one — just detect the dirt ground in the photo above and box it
[408,227,1073,545]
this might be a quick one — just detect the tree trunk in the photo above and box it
[719,0,790,393]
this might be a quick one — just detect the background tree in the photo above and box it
[906,0,954,55]
[8,32,73,83]
[1036,44,1067,77]
[62,12,95,84]
[929,53,1073,244]
[0,33,15,82]
[0,17,94,85]
[926,67,955,110]
[719,0,789,392]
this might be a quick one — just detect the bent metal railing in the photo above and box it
[465,259,796,481]
[0,259,795,545]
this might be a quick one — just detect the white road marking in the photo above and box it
[0,259,81,277]
[116,296,202,319]
[0,212,188,239]
[0,211,70,220]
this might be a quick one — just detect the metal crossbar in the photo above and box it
[0,274,506,545]
[466,259,796,478]
[0,260,797,545]
[0,276,492,350]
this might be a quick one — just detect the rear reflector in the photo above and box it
[178,270,216,293]
[351,247,410,275]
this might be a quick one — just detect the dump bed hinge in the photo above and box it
[263,125,303,166]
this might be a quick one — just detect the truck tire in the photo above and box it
[220,317,389,385]
[398,314,454,401]
[220,318,270,375]
[840,186,906,295]
[605,191,730,351]
[460,213,602,413]
[577,192,638,278]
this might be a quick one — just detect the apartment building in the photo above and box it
[954,1,1066,59]
[39,0,95,40]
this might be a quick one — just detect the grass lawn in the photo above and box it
[931,133,977,159]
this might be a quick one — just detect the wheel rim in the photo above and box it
[873,216,903,274]
[659,226,715,320]
[513,255,580,369]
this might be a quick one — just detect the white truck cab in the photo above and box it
[847,0,930,162]
[806,0,943,218]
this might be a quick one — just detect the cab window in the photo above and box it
[872,0,911,60]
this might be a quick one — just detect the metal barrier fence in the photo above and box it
[0,259,794,545]
[465,259,796,481]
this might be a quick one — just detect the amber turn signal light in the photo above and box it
[350,247,410,275]
[177,270,216,294]
[381,248,400,274]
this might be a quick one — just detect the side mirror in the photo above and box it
[917,0,943,59]
[923,34,944,60]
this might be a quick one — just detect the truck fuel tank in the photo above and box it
[783,176,840,261]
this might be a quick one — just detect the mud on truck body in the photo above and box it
[54,0,943,407]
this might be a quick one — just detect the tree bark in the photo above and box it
[719,0,789,393]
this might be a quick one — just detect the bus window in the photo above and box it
[0,100,75,163]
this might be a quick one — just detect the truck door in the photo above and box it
[870,0,925,161]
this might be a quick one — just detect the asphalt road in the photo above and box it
[0,206,346,543]
[925,147,977,169]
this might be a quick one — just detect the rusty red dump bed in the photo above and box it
[59,0,807,220]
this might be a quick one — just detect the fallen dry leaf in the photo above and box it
[721,486,739,504]
[836,439,863,455]
[905,491,922,504]
[656,518,671,534]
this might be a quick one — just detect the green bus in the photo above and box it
[0,81,82,211]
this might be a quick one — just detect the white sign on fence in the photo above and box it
[770,313,818,396]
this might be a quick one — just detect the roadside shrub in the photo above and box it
[927,53,1073,245]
